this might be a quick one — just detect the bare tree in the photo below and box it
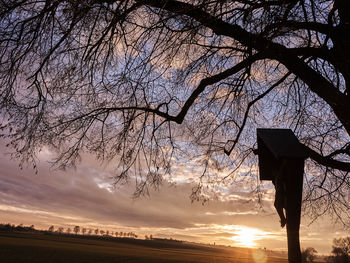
[73,225,80,235]
[58,227,64,234]
[48,225,54,233]
[301,247,317,263]
[1,1,350,261]
[328,237,350,263]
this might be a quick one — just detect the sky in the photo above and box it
[0,141,347,255]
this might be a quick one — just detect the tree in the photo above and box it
[66,228,71,234]
[301,247,317,263]
[328,237,350,263]
[100,230,105,236]
[58,227,64,234]
[1,1,350,261]
[48,225,54,233]
[1,0,349,213]
[82,228,87,235]
[73,225,80,235]
[95,229,99,235]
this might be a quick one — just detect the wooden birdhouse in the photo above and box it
[256,128,307,181]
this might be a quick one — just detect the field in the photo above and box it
[0,231,288,263]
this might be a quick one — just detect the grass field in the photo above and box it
[0,231,288,263]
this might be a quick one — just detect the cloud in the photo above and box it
[0,142,345,253]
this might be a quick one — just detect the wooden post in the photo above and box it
[256,129,308,263]
[284,158,304,263]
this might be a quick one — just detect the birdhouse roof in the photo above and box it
[257,128,307,159]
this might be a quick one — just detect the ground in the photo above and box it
[0,231,290,263]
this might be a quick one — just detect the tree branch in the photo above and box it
[302,144,350,172]
[139,0,350,133]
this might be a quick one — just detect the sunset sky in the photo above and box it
[0,141,346,255]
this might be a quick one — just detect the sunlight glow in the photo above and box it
[252,249,268,263]
[231,226,265,248]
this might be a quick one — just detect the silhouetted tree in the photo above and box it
[95,229,99,235]
[58,227,64,234]
[328,237,350,263]
[73,226,80,235]
[48,225,54,233]
[66,228,71,234]
[88,229,92,235]
[100,230,105,236]
[1,0,350,207]
[82,228,86,235]
[301,247,317,263]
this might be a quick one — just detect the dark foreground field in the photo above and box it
[0,231,288,263]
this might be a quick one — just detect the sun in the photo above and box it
[231,227,260,247]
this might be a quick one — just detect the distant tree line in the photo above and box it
[0,223,138,239]
[300,237,350,263]
[0,223,35,232]
[327,237,350,263]
[47,224,138,239]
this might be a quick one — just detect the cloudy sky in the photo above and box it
[0,141,346,254]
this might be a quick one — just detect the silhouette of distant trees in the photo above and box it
[0,223,140,242]
[301,247,317,263]
[73,226,80,235]
[0,223,36,232]
[58,227,64,234]
[328,237,350,263]
[48,225,54,233]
